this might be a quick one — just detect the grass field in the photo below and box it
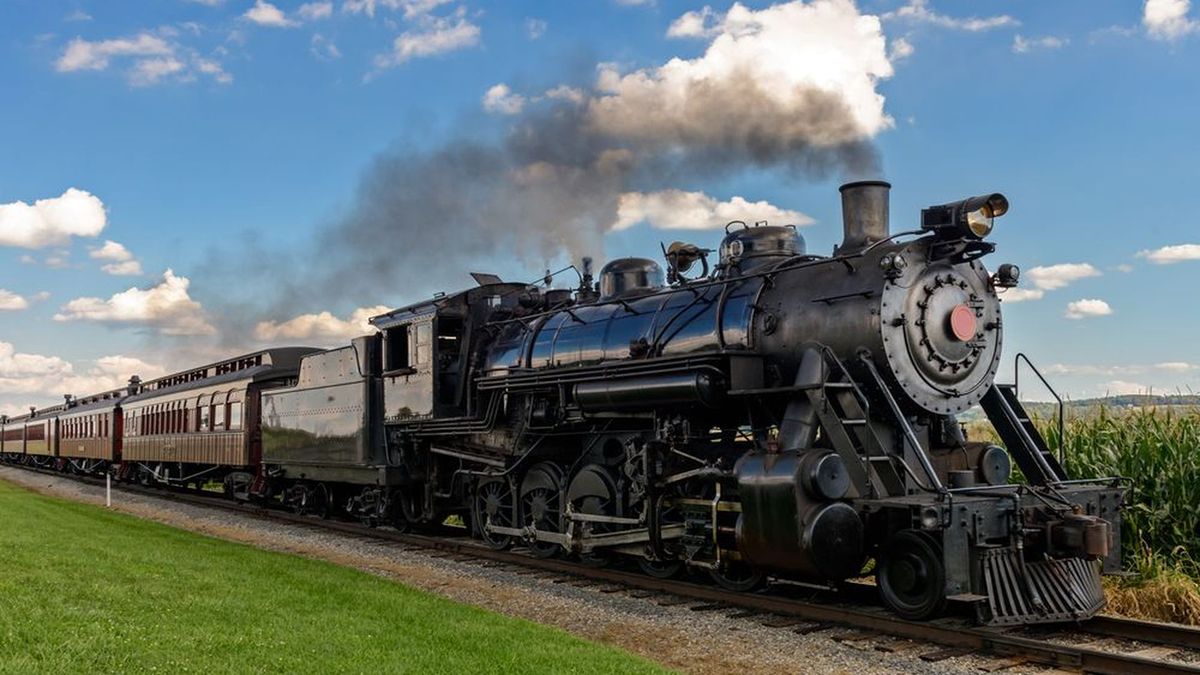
[0,480,664,674]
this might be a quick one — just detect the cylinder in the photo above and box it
[838,180,891,253]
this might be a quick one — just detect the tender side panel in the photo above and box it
[262,346,368,467]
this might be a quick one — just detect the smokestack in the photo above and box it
[837,180,891,254]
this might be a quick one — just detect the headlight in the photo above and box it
[921,192,1009,240]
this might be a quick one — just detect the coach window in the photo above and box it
[200,398,211,431]
[212,393,226,432]
[228,392,243,431]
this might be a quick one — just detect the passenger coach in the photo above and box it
[118,348,318,495]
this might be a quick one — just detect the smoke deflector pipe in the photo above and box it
[837,180,891,254]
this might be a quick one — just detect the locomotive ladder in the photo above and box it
[802,349,908,499]
[980,384,1068,486]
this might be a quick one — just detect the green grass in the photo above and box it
[0,480,665,674]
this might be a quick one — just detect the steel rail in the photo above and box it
[5,463,1200,675]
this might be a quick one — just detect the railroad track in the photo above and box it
[8,463,1200,675]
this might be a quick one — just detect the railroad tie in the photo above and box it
[917,647,970,662]
[873,639,924,654]
[976,656,1030,672]
[830,630,875,644]
[791,622,830,635]
[688,603,726,612]
[655,596,691,607]
[758,616,806,628]
[726,609,761,619]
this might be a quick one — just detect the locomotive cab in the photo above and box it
[372,281,532,421]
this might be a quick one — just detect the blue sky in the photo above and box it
[1,0,1198,414]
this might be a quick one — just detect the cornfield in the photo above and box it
[1043,407,1200,575]
[1040,406,1200,623]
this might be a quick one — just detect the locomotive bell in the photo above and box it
[837,180,891,254]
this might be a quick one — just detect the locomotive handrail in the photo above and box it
[482,232,935,330]
[1014,353,1066,465]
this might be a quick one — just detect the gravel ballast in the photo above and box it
[0,466,1036,674]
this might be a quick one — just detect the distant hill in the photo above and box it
[958,394,1200,422]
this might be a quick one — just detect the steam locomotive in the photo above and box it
[1,181,1123,625]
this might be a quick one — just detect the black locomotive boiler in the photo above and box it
[259,181,1123,625]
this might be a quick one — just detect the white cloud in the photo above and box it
[54,31,230,86]
[998,287,1044,303]
[244,0,299,27]
[88,240,143,275]
[89,240,132,261]
[100,260,144,276]
[889,36,915,61]
[53,269,215,336]
[0,291,28,311]
[1115,263,1134,273]
[343,0,452,19]
[1100,380,1151,396]
[1138,243,1200,264]
[130,57,186,86]
[56,33,172,71]
[883,0,1018,32]
[1144,0,1199,40]
[667,6,719,38]
[311,34,342,60]
[372,7,480,71]
[612,190,813,232]
[615,0,655,6]
[195,58,233,84]
[589,0,895,151]
[545,85,585,105]
[254,305,390,343]
[65,10,92,22]
[1026,263,1101,290]
[1064,298,1113,320]
[482,83,526,115]
[298,1,334,21]
[0,188,106,249]
[525,17,547,40]
[1012,34,1067,53]
[1156,361,1198,372]
[0,342,165,398]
